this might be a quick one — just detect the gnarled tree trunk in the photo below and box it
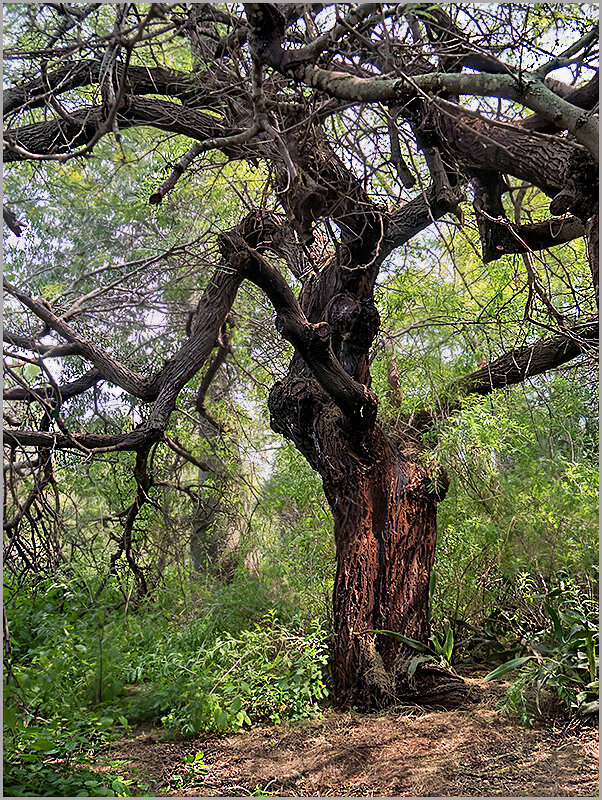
[327,431,442,708]
[268,362,465,709]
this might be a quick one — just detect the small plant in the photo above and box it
[169,751,208,790]
[357,623,455,677]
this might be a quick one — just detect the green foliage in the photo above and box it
[246,442,335,617]
[145,610,329,737]
[425,377,598,630]
[358,623,455,674]
[3,713,138,797]
[482,583,599,724]
[3,570,330,795]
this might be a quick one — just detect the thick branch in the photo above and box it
[431,103,598,218]
[522,72,599,133]
[4,368,101,403]
[4,98,251,162]
[4,215,276,448]
[471,171,585,262]
[404,319,599,437]
[383,186,462,256]
[455,319,598,397]
[296,67,599,158]
[3,60,213,116]
[478,214,586,264]
[3,204,24,236]
[225,236,378,429]
[148,268,241,404]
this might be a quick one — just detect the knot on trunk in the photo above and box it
[326,293,380,380]
[268,378,333,470]
[306,320,332,356]
[550,149,598,221]
[226,250,252,273]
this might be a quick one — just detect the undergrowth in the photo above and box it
[482,578,599,725]
[3,570,330,796]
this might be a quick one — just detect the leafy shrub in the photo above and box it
[4,569,330,796]
[3,711,136,797]
[483,583,599,723]
[428,380,598,632]
[129,610,330,737]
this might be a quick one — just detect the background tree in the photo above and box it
[3,2,598,709]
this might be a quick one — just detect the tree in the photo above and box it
[3,2,598,709]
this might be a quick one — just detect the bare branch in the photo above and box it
[149,124,260,205]
[4,428,160,453]
[3,331,81,358]
[4,278,154,399]
[4,368,102,403]
[455,319,598,398]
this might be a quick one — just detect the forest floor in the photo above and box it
[104,668,599,797]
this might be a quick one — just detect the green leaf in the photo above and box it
[585,634,597,682]
[357,629,435,655]
[408,655,433,678]
[31,738,55,751]
[443,625,454,662]
[483,656,532,682]
[545,603,564,642]
[4,707,17,729]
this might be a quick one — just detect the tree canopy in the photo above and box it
[3,2,598,709]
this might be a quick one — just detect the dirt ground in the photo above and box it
[104,672,599,797]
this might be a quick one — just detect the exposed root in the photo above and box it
[397,663,472,709]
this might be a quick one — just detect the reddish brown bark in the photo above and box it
[326,429,443,708]
[268,363,465,709]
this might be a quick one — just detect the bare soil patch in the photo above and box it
[105,673,598,797]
